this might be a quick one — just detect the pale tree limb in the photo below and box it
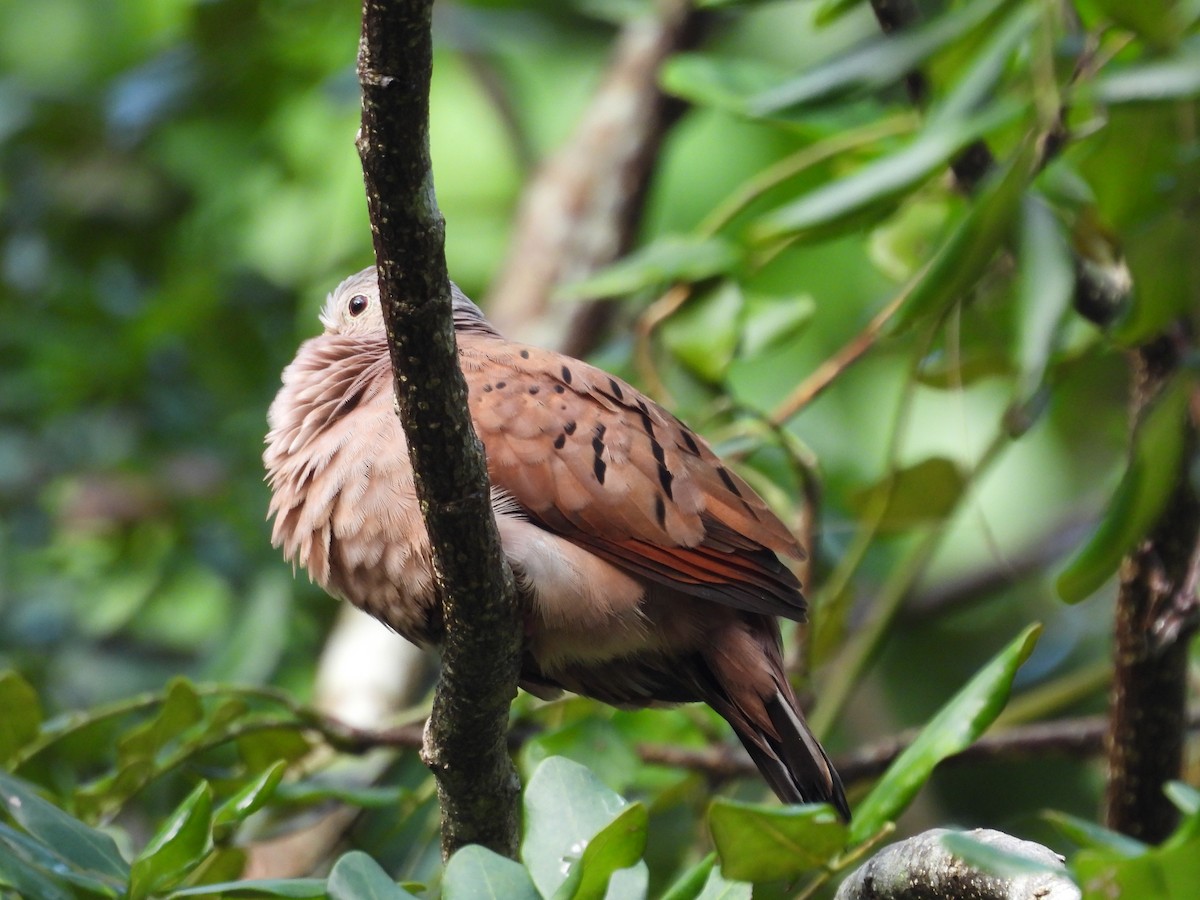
[834,829,1080,900]
[486,0,704,354]
[358,0,523,859]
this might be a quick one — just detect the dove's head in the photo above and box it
[319,267,499,337]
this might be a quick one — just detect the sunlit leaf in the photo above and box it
[849,624,1041,844]
[213,761,287,832]
[129,782,214,900]
[659,54,785,115]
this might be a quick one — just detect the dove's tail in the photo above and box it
[700,619,850,820]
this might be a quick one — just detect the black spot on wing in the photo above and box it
[679,429,701,456]
[716,465,742,497]
[608,378,624,401]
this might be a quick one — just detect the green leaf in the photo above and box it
[659,853,717,900]
[169,878,328,898]
[750,0,1010,113]
[521,717,640,797]
[739,292,815,358]
[1090,0,1186,48]
[327,850,417,900]
[849,458,967,534]
[214,760,287,831]
[117,677,203,766]
[661,281,743,383]
[1073,836,1200,900]
[558,237,741,301]
[659,54,786,116]
[1094,51,1200,104]
[940,831,1067,878]
[849,624,1041,844]
[709,800,846,882]
[1057,377,1191,602]
[0,671,41,766]
[0,831,76,900]
[443,844,540,900]
[556,803,649,900]
[1043,811,1147,857]
[753,104,1021,243]
[889,135,1037,334]
[522,757,647,900]
[129,781,214,900]
[0,823,122,896]
[236,726,312,771]
[0,769,129,884]
[1011,194,1074,416]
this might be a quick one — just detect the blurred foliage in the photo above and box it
[2,0,1199,896]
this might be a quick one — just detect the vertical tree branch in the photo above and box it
[357,0,523,859]
[1104,329,1199,841]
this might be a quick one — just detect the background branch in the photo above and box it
[357,0,523,859]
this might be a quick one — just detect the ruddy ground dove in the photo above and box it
[265,267,849,818]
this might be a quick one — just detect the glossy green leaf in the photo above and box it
[1094,52,1200,104]
[661,281,743,383]
[1012,194,1074,415]
[753,104,1020,243]
[849,624,1041,844]
[848,457,966,534]
[558,237,740,301]
[443,844,540,900]
[129,782,214,900]
[0,671,41,766]
[709,800,847,881]
[169,878,327,898]
[751,0,1010,113]
[327,850,417,900]
[1057,377,1191,602]
[213,760,287,831]
[0,822,121,896]
[522,757,647,900]
[0,770,129,883]
[889,135,1037,334]
[1074,836,1200,900]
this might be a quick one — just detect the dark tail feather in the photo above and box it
[742,688,850,820]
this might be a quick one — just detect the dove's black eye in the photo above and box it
[348,294,369,317]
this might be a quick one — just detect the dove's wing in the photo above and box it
[459,334,807,621]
